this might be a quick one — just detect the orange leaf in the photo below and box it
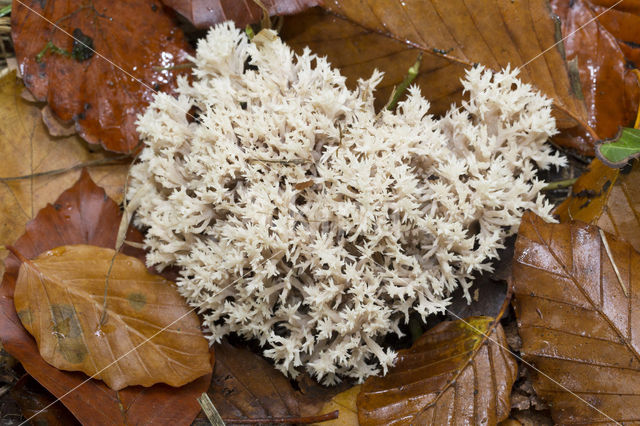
[11,0,193,153]
[12,244,211,391]
[0,171,212,425]
[357,316,517,425]
[513,212,640,423]
[280,1,593,152]
[554,159,640,251]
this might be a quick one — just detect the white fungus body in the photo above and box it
[129,22,565,384]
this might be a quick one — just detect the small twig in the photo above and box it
[223,410,340,424]
[151,62,194,72]
[386,52,422,111]
[197,393,226,426]
[247,158,308,165]
[0,156,130,182]
[98,153,141,328]
[599,228,628,297]
[251,0,271,30]
[541,177,577,191]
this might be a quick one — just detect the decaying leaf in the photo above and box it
[161,0,320,29]
[596,127,640,167]
[513,212,640,424]
[357,316,517,425]
[0,171,212,425]
[10,375,79,426]
[11,244,211,391]
[554,159,640,251]
[11,0,192,153]
[550,0,640,151]
[207,341,338,423]
[0,70,127,275]
[281,1,593,152]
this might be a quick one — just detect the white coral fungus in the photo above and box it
[129,22,565,384]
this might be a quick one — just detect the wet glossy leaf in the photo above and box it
[596,127,640,167]
[0,171,213,425]
[281,1,593,151]
[12,244,211,391]
[0,70,127,276]
[513,212,640,424]
[550,0,640,151]
[357,316,517,425]
[554,159,640,251]
[161,0,319,29]
[11,0,192,153]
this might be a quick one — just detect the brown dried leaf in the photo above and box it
[551,0,640,148]
[357,316,517,425]
[11,0,192,153]
[554,159,640,251]
[0,171,213,425]
[0,70,127,276]
[12,244,211,391]
[161,0,320,29]
[280,2,592,151]
[513,212,640,424]
[207,341,338,423]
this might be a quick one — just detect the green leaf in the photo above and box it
[596,127,640,168]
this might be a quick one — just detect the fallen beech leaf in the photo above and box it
[12,244,211,391]
[161,0,320,29]
[10,375,79,426]
[357,316,517,425]
[11,0,192,153]
[513,212,640,423]
[313,385,359,426]
[550,0,639,150]
[207,341,337,423]
[0,70,127,276]
[0,171,213,425]
[554,159,640,251]
[281,2,592,151]
[596,127,640,166]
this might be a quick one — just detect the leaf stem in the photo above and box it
[0,156,130,182]
[386,53,422,111]
[542,178,577,191]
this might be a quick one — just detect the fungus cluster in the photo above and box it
[128,22,564,384]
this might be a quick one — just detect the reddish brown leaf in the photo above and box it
[280,2,593,152]
[0,171,213,425]
[513,212,640,424]
[207,341,338,423]
[551,0,639,146]
[554,159,640,251]
[12,244,211,391]
[357,316,517,425]
[161,0,320,29]
[11,1,192,153]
